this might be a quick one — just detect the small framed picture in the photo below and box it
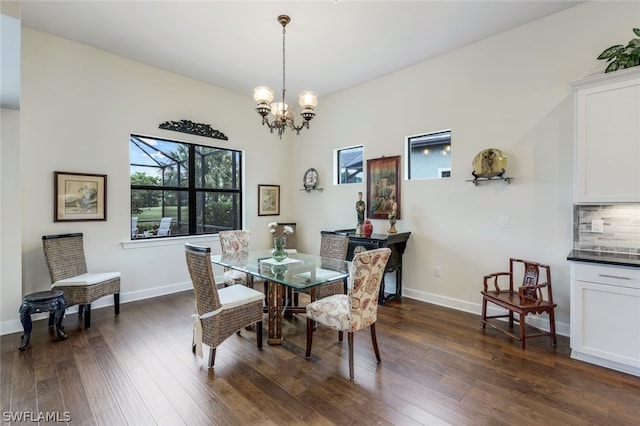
[54,171,107,222]
[258,184,280,216]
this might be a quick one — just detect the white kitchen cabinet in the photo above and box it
[570,262,640,377]
[571,68,640,203]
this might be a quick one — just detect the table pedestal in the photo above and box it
[265,281,307,345]
[19,290,68,351]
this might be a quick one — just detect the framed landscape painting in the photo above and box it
[258,184,280,216]
[366,155,401,219]
[54,171,107,222]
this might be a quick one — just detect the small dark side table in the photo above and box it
[18,290,68,351]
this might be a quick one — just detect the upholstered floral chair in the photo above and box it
[305,247,391,381]
[218,230,255,288]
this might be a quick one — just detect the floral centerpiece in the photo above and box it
[268,222,294,261]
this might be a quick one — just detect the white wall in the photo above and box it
[2,28,295,333]
[289,1,640,335]
[3,1,639,335]
[1,108,22,334]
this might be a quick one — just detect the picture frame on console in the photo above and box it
[366,155,401,220]
[54,171,107,222]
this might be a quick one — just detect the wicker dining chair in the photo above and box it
[185,243,263,368]
[305,248,391,381]
[42,233,120,328]
[297,233,349,304]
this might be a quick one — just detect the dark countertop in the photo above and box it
[567,250,640,268]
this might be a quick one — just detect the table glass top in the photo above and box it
[211,249,350,290]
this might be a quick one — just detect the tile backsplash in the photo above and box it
[574,204,640,254]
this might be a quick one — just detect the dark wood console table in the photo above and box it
[322,229,411,304]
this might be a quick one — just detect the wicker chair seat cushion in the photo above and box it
[306,294,350,331]
[53,271,121,286]
[218,284,264,310]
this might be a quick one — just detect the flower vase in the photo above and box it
[272,236,288,262]
[363,220,373,237]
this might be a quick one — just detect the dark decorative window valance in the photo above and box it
[159,119,228,141]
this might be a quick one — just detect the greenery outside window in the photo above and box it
[406,130,452,180]
[336,145,363,184]
[130,134,242,239]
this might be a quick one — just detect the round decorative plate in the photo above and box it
[472,148,508,178]
[303,168,318,189]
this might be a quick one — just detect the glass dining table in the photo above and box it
[211,249,350,345]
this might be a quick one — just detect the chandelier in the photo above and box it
[253,15,318,139]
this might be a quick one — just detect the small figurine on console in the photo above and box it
[355,191,366,235]
[388,199,397,234]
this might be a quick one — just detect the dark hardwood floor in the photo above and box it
[2,290,640,425]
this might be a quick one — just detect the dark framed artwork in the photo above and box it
[366,155,401,219]
[258,184,280,216]
[54,171,107,222]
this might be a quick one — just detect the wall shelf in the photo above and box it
[300,187,324,193]
[466,176,512,186]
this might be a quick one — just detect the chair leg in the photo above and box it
[348,332,355,381]
[79,304,84,315]
[520,313,526,349]
[84,304,91,328]
[338,331,343,342]
[305,317,314,358]
[256,320,263,349]
[481,298,487,329]
[207,347,216,368]
[549,309,557,346]
[48,312,55,327]
[114,293,120,315]
[370,323,381,363]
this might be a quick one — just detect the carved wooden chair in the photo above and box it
[185,243,263,368]
[481,258,557,349]
[306,248,391,381]
[42,233,120,328]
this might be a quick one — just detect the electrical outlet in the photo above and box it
[433,266,441,277]
[500,216,510,229]
[591,219,604,233]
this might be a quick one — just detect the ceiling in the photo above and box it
[5,1,583,109]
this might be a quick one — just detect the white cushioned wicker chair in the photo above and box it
[42,233,120,328]
[185,243,263,368]
[305,247,391,381]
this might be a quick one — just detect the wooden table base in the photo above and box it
[265,280,307,345]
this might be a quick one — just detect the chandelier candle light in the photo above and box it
[254,15,318,139]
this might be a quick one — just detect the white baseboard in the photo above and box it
[2,281,569,339]
[402,288,570,337]
[0,281,194,336]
